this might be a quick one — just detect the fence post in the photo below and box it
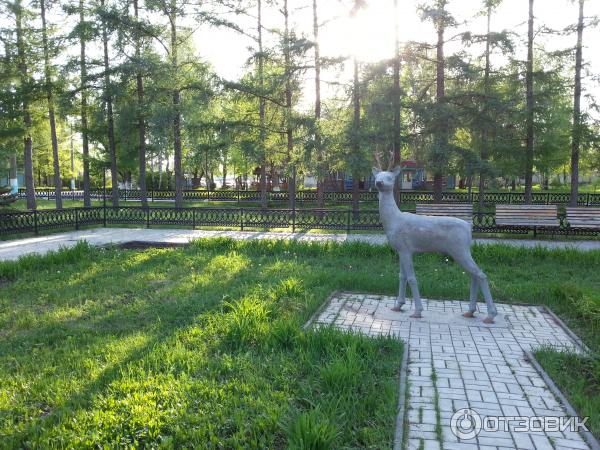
[587,193,590,207]
[240,208,244,231]
[292,208,296,233]
[546,192,550,205]
[146,207,150,229]
[103,202,107,227]
[237,190,240,204]
[33,210,38,235]
[192,208,196,230]
[75,208,79,230]
[347,210,351,233]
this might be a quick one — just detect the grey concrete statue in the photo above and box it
[373,164,497,324]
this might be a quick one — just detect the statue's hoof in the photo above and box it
[463,311,475,318]
[390,306,403,312]
[483,317,495,324]
[410,312,422,319]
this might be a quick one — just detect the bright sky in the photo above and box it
[194,0,600,112]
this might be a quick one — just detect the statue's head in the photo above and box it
[372,166,401,192]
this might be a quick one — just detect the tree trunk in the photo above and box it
[9,154,18,193]
[478,4,492,213]
[170,1,184,208]
[222,150,228,188]
[79,0,91,206]
[70,122,75,190]
[257,0,267,208]
[433,3,446,202]
[15,0,36,210]
[283,0,296,213]
[392,0,401,201]
[570,0,584,207]
[133,0,148,208]
[101,0,119,206]
[524,0,535,204]
[352,56,361,217]
[313,0,325,208]
[158,156,163,189]
[40,0,62,209]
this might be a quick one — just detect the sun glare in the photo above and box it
[323,2,436,63]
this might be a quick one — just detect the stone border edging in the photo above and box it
[525,350,600,450]
[393,343,410,450]
[302,291,341,330]
[539,306,591,354]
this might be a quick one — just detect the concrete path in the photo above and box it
[1,227,600,261]
[311,293,592,450]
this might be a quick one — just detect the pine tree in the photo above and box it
[133,0,148,208]
[39,0,62,208]
[78,0,91,206]
[14,0,36,209]
[569,0,584,206]
[99,0,119,206]
[258,0,267,208]
[524,0,535,204]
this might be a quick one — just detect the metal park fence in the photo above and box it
[18,188,600,207]
[1,205,598,238]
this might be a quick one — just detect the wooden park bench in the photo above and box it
[495,205,559,235]
[416,204,473,222]
[0,192,18,206]
[566,207,600,230]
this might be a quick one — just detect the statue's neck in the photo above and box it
[378,190,400,225]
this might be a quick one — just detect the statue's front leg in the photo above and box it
[391,266,407,312]
[400,253,423,318]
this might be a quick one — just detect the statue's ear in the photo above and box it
[392,166,401,177]
[372,167,381,177]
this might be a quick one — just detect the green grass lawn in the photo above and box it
[534,349,600,439]
[0,240,404,449]
[1,240,599,447]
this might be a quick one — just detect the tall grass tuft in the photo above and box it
[320,345,364,392]
[221,296,271,349]
[0,241,93,281]
[285,408,339,450]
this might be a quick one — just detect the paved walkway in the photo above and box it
[311,293,592,450]
[1,227,600,261]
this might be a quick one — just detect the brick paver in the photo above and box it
[310,292,591,450]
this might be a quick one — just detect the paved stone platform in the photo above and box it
[1,227,600,261]
[310,292,591,450]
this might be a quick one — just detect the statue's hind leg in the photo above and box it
[463,276,479,318]
[455,253,497,323]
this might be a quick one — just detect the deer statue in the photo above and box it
[372,153,497,324]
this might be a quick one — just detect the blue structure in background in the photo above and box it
[1,171,23,193]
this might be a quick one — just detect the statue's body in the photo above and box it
[373,166,497,323]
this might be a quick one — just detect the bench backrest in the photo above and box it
[0,192,17,205]
[495,204,558,227]
[416,204,473,221]
[566,207,600,229]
